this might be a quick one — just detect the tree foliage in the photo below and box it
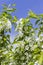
[0,4,43,65]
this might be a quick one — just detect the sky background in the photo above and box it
[0,0,43,18]
[0,0,43,42]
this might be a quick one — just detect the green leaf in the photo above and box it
[38,52,43,65]
[28,10,39,19]
[12,4,16,6]
[35,19,40,25]
[12,16,18,22]
[39,14,43,18]
[28,62,34,65]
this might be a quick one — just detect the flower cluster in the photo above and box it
[0,17,11,31]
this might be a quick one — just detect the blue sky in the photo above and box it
[0,0,43,18]
[0,0,43,41]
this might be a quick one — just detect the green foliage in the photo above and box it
[0,3,16,65]
[28,10,39,19]
[13,11,43,65]
[0,4,43,65]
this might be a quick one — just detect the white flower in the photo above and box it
[42,20,43,22]
[22,63,26,65]
[40,34,43,36]
[9,63,12,65]
[25,45,29,50]
[15,18,23,31]
[0,18,11,31]
[16,18,23,25]
[31,45,37,50]
[25,36,32,43]
[41,49,43,52]
[31,28,34,32]
[41,45,43,48]
[3,51,8,54]
[34,61,39,65]
[19,18,23,21]
[36,38,39,41]
[5,19,11,30]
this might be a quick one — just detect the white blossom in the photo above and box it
[5,19,11,30]
[25,45,29,50]
[34,61,39,65]
[36,38,39,41]
[0,18,11,31]
[9,63,12,65]
[15,18,23,31]
[41,45,43,48]
[3,51,8,54]
[16,18,23,25]
[25,36,31,43]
